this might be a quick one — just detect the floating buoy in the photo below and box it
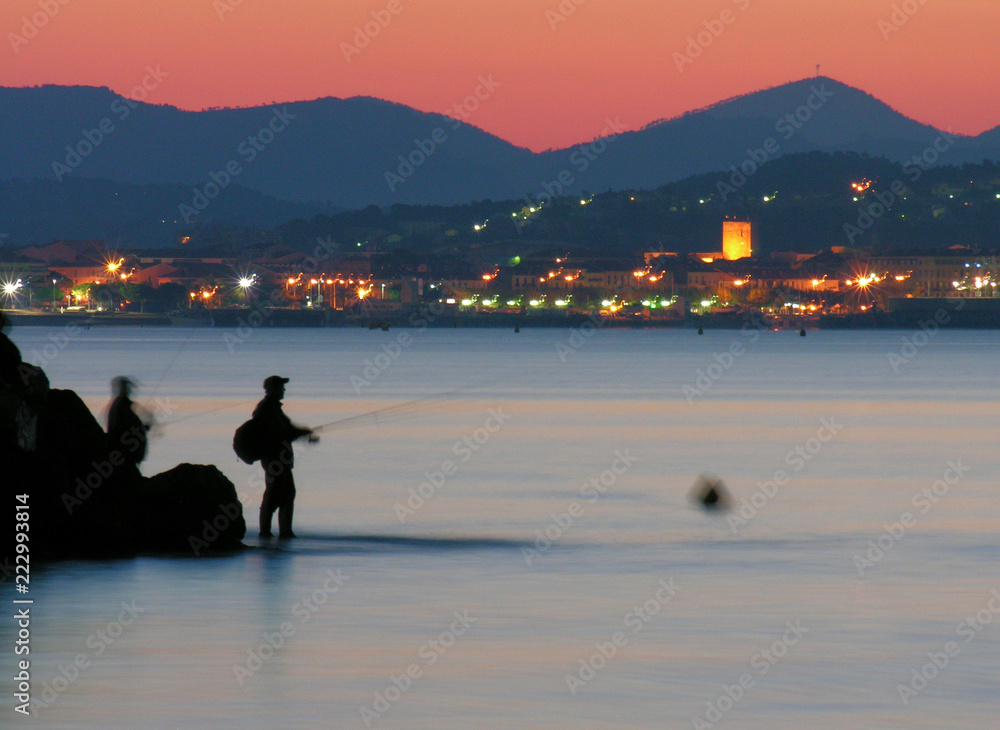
[514,325,520,333]
[697,327,704,335]
[799,328,806,337]
[689,474,731,511]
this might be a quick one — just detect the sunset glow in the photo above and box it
[2,0,997,151]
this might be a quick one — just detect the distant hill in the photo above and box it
[0,178,338,247]
[591,78,999,192]
[268,153,1000,262]
[1,77,999,244]
[0,86,541,211]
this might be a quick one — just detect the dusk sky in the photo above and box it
[4,0,998,151]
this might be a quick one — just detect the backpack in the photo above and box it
[233,418,264,464]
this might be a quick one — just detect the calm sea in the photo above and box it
[4,324,999,729]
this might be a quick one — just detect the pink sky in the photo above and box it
[3,0,998,152]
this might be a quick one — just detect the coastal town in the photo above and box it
[2,220,997,326]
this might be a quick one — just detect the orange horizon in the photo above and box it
[3,0,997,152]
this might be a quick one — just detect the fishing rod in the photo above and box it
[130,329,198,429]
[159,389,459,431]
[311,389,465,434]
[160,378,494,434]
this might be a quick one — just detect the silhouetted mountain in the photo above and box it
[585,78,998,192]
[1,77,998,222]
[0,86,541,211]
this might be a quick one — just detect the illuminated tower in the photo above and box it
[722,221,752,260]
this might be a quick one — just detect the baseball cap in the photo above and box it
[263,375,290,391]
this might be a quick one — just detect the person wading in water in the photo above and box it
[252,375,316,539]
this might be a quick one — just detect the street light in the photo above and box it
[2,278,23,309]
[237,274,257,307]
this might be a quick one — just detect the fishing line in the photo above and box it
[312,390,461,434]
[159,398,257,427]
[161,377,496,435]
[131,328,198,436]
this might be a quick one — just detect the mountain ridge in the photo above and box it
[1,77,998,213]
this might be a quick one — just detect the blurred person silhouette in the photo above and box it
[252,375,316,539]
[107,376,150,473]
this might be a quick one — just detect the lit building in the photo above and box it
[722,221,752,260]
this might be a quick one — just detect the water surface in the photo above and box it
[6,326,999,728]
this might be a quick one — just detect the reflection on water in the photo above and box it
[7,327,1000,728]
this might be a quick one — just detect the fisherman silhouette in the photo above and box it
[252,375,316,539]
[107,376,150,472]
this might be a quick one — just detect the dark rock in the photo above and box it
[32,388,133,558]
[137,464,246,554]
[2,318,247,562]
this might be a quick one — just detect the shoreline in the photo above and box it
[6,302,1000,330]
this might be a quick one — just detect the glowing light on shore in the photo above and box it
[2,278,24,304]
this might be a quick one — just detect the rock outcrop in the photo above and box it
[2,313,245,562]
